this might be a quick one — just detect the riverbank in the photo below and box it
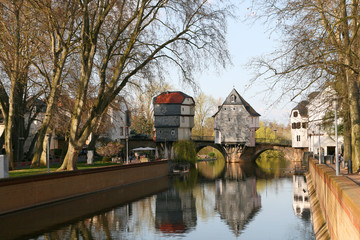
[307,158,360,240]
[0,160,169,215]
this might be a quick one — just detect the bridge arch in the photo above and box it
[240,143,305,163]
[193,141,227,160]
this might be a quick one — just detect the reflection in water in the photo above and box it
[215,177,261,237]
[293,175,311,221]
[197,158,225,179]
[256,150,289,177]
[155,189,197,234]
[25,161,314,240]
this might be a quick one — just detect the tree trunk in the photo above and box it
[88,133,99,151]
[342,102,352,163]
[40,134,50,166]
[58,143,79,171]
[347,75,360,171]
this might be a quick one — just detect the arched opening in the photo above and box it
[196,146,225,179]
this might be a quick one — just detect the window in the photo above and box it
[292,123,296,129]
[296,122,301,129]
[228,118,231,121]
[171,129,175,135]
[302,122,307,128]
[231,94,237,103]
[224,107,227,110]
[293,111,298,117]
[120,127,124,136]
[297,135,301,142]
[181,116,185,123]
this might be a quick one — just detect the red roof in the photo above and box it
[154,91,190,104]
[158,223,186,233]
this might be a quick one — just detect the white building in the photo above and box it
[290,87,343,156]
[101,97,131,142]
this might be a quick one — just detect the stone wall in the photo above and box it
[0,160,169,215]
[308,159,360,239]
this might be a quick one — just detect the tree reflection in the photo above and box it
[197,158,225,179]
[256,150,289,177]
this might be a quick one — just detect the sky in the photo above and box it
[175,2,295,125]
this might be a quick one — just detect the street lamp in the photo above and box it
[333,98,340,176]
[318,124,322,164]
[312,130,315,158]
[46,134,50,173]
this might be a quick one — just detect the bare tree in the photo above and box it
[192,92,216,137]
[0,1,42,168]
[28,0,79,167]
[248,0,360,169]
[129,80,172,136]
[56,0,233,170]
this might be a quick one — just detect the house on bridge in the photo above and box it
[213,88,260,161]
[153,91,195,158]
[290,87,343,157]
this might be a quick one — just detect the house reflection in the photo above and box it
[155,189,197,234]
[215,175,261,237]
[292,175,311,221]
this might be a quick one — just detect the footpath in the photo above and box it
[326,161,360,185]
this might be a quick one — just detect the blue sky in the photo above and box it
[177,2,295,125]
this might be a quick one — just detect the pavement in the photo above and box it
[326,161,360,185]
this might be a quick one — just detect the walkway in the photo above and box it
[325,161,360,185]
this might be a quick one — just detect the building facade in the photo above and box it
[290,87,343,156]
[153,91,195,142]
[213,88,260,147]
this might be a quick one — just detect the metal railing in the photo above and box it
[255,138,292,146]
[191,136,214,141]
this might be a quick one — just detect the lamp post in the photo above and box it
[333,98,340,176]
[126,127,129,164]
[312,130,315,158]
[318,124,322,163]
[46,134,50,173]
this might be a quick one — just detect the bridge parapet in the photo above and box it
[255,138,291,146]
[191,135,214,141]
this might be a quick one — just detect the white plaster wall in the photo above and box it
[290,110,308,148]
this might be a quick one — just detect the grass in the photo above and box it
[9,161,122,178]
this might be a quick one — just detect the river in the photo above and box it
[14,158,315,240]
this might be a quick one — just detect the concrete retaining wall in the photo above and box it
[0,160,168,215]
[0,176,169,239]
[309,159,360,239]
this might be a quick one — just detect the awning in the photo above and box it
[132,147,156,151]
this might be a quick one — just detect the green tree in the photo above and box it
[173,140,197,164]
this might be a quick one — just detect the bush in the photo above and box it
[173,140,197,164]
[96,142,124,158]
[102,156,111,162]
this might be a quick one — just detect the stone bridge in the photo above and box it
[127,138,304,163]
[239,143,305,163]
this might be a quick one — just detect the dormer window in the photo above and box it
[231,94,236,103]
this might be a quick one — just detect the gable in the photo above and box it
[213,88,260,117]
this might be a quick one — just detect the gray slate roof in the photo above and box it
[213,88,261,117]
